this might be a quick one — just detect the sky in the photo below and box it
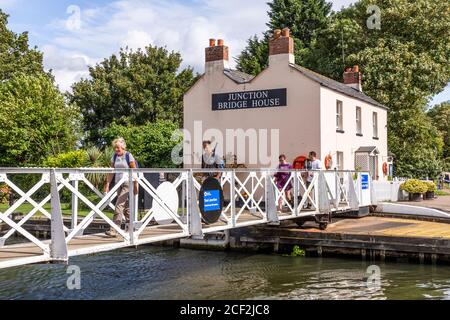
[1,0,449,105]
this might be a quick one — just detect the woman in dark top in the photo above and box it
[274,155,293,212]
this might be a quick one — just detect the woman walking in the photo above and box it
[104,138,139,237]
[274,155,293,213]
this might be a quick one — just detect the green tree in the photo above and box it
[237,0,332,75]
[267,0,332,46]
[0,74,80,167]
[69,46,197,146]
[238,0,450,177]
[428,101,450,161]
[389,110,444,178]
[0,9,47,81]
[103,120,182,168]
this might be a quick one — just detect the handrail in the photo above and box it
[0,168,371,269]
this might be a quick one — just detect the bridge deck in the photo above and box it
[0,211,284,268]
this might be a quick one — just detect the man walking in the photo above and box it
[306,151,322,209]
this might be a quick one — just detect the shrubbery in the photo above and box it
[424,181,437,193]
[44,150,88,168]
[400,179,428,194]
[103,120,182,168]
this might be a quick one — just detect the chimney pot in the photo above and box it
[205,38,229,65]
[273,29,282,39]
[353,65,359,72]
[269,28,294,57]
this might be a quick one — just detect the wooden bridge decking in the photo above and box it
[0,211,271,268]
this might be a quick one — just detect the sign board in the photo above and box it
[358,172,372,207]
[212,88,287,111]
[361,173,370,190]
[203,190,221,212]
[199,177,224,224]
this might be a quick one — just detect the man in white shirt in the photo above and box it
[306,151,322,208]
[307,151,322,183]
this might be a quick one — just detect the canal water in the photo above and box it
[0,247,449,300]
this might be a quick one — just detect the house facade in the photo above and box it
[183,29,389,180]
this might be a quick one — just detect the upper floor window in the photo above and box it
[336,100,343,132]
[356,107,362,135]
[373,112,378,138]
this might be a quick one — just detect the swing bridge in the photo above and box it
[0,168,372,269]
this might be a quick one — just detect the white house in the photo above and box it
[183,28,389,180]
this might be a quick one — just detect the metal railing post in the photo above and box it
[188,170,203,239]
[128,169,136,245]
[181,172,186,224]
[293,172,299,216]
[71,175,79,230]
[50,169,68,263]
[265,171,279,225]
[347,172,360,211]
[317,172,331,215]
[230,171,236,227]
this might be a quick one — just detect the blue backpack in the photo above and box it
[113,152,139,168]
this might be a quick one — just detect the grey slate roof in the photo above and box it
[289,64,387,109]
[222,65,387,110]
[224,69,255,84]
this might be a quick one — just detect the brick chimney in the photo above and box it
[343,65,362,92]
[205,38,229,73]
[269,28,295,66]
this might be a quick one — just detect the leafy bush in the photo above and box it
[0,183,9,204]
[44,151,88,168]
[424,181,437,192]
[103,120,182,168]
[400,179,428,194]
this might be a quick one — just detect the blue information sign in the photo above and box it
[361,174,369,190]
[203,190,221,212]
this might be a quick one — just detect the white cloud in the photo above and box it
[42,0,270,91]
[0,0,20,9]
[42,0,357,92]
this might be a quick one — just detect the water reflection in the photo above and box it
[0,247,449,300]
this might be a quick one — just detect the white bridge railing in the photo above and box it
[0,168,371,268]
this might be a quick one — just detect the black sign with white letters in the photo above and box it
[212,88,287,111]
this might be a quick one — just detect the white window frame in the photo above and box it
[356,107,362,135]
[373,112,378,138]
[336,100,343,131]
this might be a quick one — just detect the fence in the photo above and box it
[0,168,371,268]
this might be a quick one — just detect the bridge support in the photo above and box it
[188,171,204,239]
[347,172,360,211]
[265,172,279,225]
[317,172,331,215]
[50,170,68,263]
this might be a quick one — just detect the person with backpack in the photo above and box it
[202,140,225,180]
[104,137,139,237]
